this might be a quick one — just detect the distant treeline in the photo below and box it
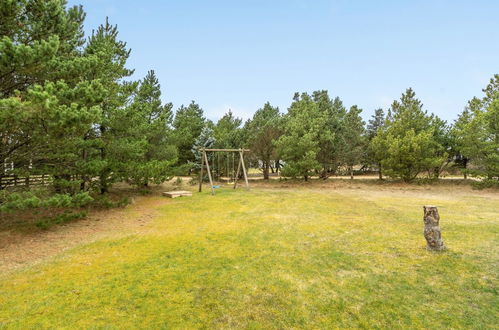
[1,1,498,203]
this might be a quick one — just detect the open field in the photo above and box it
[1,181,498,328]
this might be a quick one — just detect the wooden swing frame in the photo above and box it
[198,148,250,195]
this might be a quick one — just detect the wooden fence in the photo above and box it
[0,175,52,189]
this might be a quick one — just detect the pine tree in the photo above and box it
[455,76,499,181]
[214,110,243,149]
[0,0,86,97]
[366,109,385,140]
[245,102,282,179]
[366,108,385,178]
[173,101,205,169]
[371,88,446,182]
[83,18,135,193]
[342,105,366,179]
[312,91,346,178]
[429,116,452,178]
[450,106,473,178]
[125,70,177,187]
[191,126,216,170]
[0,0,103,193]
[482,74,499,108]
[276,93,322,181]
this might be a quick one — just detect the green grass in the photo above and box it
[1,186,498,328]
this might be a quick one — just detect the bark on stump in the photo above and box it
[423,206,445,251]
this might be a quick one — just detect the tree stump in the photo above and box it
[423,206,445,251]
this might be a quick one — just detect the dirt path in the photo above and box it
[0,195,170,275]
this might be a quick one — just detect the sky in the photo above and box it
[68,0,499,123]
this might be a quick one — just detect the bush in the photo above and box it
[92,195,130,209]
[36,211,87,229]
[472,179,499,190]
[0,191,94,213]
[71,192,94,207]
[174,177,183,186]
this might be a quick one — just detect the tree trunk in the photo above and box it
[378,163,382,180]
[320,168,328,180]
[463,158,468,179]
[349,166,354,180]
[99,125,108,194]
[100,174,109,194]
[80,148,88,191]
[423,206,445,251]
[304,174,308,182]
[263,162,269,180]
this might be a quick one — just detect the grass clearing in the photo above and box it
[0,183,498,328]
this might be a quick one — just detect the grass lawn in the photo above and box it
[1,183,498,328]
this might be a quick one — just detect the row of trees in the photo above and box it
[1,1,497,202]
[191,78,498,184]
[250,80,498,182]
[374,81,497,182]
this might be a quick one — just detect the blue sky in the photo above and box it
[69,0,499,123]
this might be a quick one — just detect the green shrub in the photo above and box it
[92,195,130,209]
[36,211,87,229]
[472,179,499,189]
[45,194,73,208]
[0,191,94,213]
[71,192,94,207]
[139,189,152,195]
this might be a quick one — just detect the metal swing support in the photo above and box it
[198,148,250,195]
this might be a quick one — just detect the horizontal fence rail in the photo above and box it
[0,175,53,188]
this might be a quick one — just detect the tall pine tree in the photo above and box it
[125,70,177,187]
[342,105,366,179]
[173,101,205,170]
[245,102,282,179]
[83,18,135,193]
[276,93,322,181]
[366,108,385,178]
[454,75,499,181]
[371,88,446,182]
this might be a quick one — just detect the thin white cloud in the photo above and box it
[377,96,393,109]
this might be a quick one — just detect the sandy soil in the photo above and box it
[0,195,169,275]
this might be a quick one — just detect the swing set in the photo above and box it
[198,148,250,195]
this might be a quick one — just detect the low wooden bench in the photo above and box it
[162,190,193,198]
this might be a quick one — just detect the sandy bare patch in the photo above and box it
[0,195,170,275]
[250,179,499,200]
